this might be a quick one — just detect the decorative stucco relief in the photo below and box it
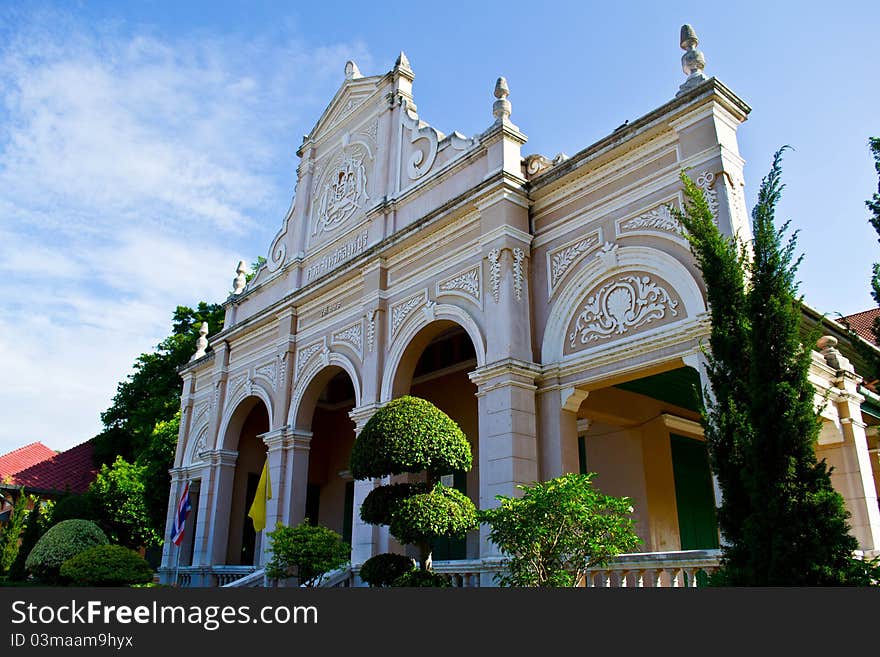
[487,249,501,303]
[696,171,719,222]
[401,99,439,180]
[390,291,427,337]
[313,147,370,235]
[512,248,525,302]
[366,310,376,353]
[254,360,277,390]
[332,321,363,358]
[619,204,682,236]
[565,272,682,353]
[547,229,602,293]
[296,341,325,378]
[436,265,481,304]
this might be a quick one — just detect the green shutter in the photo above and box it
[670,434,719,550]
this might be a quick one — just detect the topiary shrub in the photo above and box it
[350,396,477,582]
[359,553,417,587]
[393,569,452,587]
[25,519,108,584]
[60,545,153,586]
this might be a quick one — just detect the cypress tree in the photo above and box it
[676,149,863,585]
[867,138,880,346]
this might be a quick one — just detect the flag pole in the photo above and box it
[174,538,182,587]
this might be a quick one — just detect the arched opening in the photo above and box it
[393,321,480,560]
[222,398,269,566]
[565,366,718,556]
[292,366,358,549]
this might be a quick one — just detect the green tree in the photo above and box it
[94,303,224,464]
[264,521,350,587]
[8,504,49,581]
[480,473,640,587]
[0,490,31,574]
[867,138,880,346]
[675,150,866,585]
[136,414,180,538]
[350,396,477,581]
[88,457,159,549]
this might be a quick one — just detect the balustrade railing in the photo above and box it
[581,549,721,587]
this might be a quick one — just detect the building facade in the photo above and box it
[160,29,880,587]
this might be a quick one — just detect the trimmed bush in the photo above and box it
[360,483,427,526]
[265,521,350,587]
[60,545,153,587]
[25,519,108,584]
[350,396,472,479]
[390,485,477,546]
[392,569,452,587]
[359,553,417,587]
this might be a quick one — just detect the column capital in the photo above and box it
[469,358,541,390]
[289,429,313,451]
[203,448,238,468]
[349,403,381,433]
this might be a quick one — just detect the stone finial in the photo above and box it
[676,24,707,96]
[232,260,247,295]
[817,335,853,373]
[192,322,209,360]
[344,60,362,80]
[493,76,511,122]
[395,51,412,70]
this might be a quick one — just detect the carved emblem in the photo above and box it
[568,274,679,347]
[314,151,369,234]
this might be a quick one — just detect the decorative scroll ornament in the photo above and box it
[367,310,376,353]
[512,248,525,301]
[550,233,601,291]
[333,322,363,356]
[568,274,679,347]
[315,150,370,234]
[621,205,682,234]
[696,171,719,221]
[488,249,501,303]
[391,294,425,337]
[401,99,439,180]
[437,266,480,302]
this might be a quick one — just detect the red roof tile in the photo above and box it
[842,308,880,345]
[9,440,97,495]
[0,442,56,480]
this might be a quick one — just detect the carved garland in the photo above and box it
[488,249,501,303]
[568,274,679,347]
[620,205,682,234]
[512,248,525,301]
[437,266,481,303]
[390,293,426,337]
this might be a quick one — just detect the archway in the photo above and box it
[221,397,269,566]
[391,321,481,560]
[291,366,358,549]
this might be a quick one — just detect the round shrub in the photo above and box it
[359,553,417,587]
[360,483,427,526]
[393,569,452,587]
[60,545,153,587]
[25,519,108,584]
[350,396,472,479]
[389,484,477,546]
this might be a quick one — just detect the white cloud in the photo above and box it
[0,9,372,454]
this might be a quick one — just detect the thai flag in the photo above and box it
[171,482,193,546]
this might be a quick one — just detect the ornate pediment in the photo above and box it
[306,64,383,145]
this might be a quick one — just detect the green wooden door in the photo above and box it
[431,471,467,560]
[671,434,719,550]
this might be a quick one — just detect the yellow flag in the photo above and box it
[247,459,272,532]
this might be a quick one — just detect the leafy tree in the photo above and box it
[0,490,31,574]
[675,150,866,585]
[136,414,180,538]
[246,256,267,283]
[94,303,224,464]
[8,504,49,581]
[350,396,477,577]
[264,521,350,587]
[866,137,880,341]
[480,473,640,587]
[88,457,159,549]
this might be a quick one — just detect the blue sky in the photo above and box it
[1,1,878,454]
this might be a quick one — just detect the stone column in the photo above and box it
[203,449,239,566]
[159,469,187,583]
[470,360,541,576]
[274,309,297,431]
[831,367,880,554]
[348,405,381,568]
[287,430,313,527]
[257,428,288,566]
[537,384,588,480]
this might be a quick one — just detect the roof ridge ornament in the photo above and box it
[676,24,708,97]
[344,60,362,80]
[395,51,412,71]
[192,322,209,361]
[493,76,511,123]
[232,260,247,295]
